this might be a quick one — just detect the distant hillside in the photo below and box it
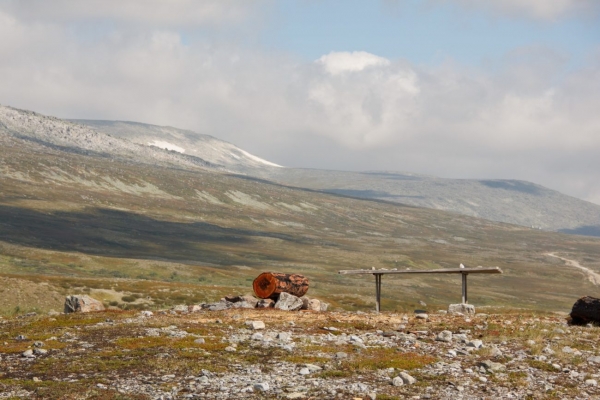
[70,117,600,236]
[261,168,600,236]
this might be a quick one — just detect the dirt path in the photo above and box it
[546,253,600,286]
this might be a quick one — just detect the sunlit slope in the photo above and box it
[72,116,600,235]
[2,123,600,312]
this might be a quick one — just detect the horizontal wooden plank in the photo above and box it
[338,267,502,275]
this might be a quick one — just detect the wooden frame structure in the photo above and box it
[338,267,503,312]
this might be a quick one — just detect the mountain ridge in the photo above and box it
[3,104,600,236]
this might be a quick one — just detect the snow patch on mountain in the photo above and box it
[149,140,185,153]
[238,149,282,168]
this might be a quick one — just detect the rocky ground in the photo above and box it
[1,304,599,399]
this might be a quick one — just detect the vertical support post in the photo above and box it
[461,272,468,304]
[374,274,382,312]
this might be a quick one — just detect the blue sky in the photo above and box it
[264,0,599,68]
[0,0,599,203]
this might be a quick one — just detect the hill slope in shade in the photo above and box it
[71,115,600,235]
[2,104,600,312]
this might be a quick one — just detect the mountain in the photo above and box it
[2,104,600,314]
[74,119,281,172]
[261,168,600,236]
[71,115,600,235]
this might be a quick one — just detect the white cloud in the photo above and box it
[429,0,600,20]
[316,51,391,75]
[1,0,258,26]
[0,5,599,204]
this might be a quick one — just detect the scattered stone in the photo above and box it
[254,382,269,391]
[187,305,201,313]
[140,310,154,317]
[398,372,417,385]
[588,356,600,364]
[256,299,275,308]
[246,320,266,330]
[232,301,256,309]
[64,295,105,313]
[415,313,428,320]
[335,352,348,359]
[274,292,304,311]
[194,338,205,344]
[22,349,34,358]
[466,339,483,349]
[301,298,322,311]
[392,377,404,386]
[585,379,598,386]
[448,304,475,315]
[479,360,506,373]
[436,330,453,343]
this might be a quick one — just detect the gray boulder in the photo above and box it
[274,292,303,311]
[301,297,323,311]
[225,295,259,308]
[448,303,475,315]
[64,295,105,313]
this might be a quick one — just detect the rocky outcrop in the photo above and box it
[64,295,105,313]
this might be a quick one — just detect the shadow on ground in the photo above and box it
[0,205,307,264]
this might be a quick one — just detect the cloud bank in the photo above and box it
[0,3,599,205]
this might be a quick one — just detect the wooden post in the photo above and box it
[374,273,382,312]
[461,272,468,304]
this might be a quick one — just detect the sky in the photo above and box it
[1,0,599,204]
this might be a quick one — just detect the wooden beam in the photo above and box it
[338,267,502,275]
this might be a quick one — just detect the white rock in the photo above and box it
[415,313,428,320]
[448,303,475,315]
[585,379,598,386]
[392,376,404,386]
[466,340,483,349]
[254,382,270,391]
[246,321,265,330]
[398,372,417,385]
[588,356,600,364]
[436,330,453,342]
[22,349,34,358]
